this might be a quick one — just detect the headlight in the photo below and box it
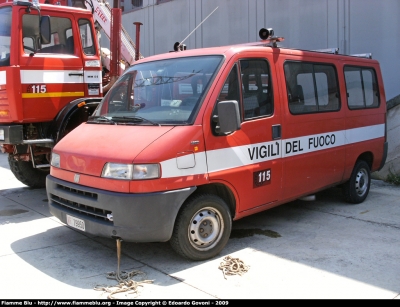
[101,163,160,180]
[132,164,160,180]
[102,163,133,180]
[50,153,60,168]
[0,129,4,141]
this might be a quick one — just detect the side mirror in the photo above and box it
[215,100,241,134]
[40,15,51,45]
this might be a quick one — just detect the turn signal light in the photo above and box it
[0,109,10,117]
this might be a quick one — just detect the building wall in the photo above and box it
[373,104,400,180]
[119,0,400,101]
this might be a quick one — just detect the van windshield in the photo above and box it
[90,55,223,125]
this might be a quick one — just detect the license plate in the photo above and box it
[66,214,85,231]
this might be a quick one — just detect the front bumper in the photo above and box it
[46,175,196,242]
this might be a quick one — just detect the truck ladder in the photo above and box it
[87,0,143,66]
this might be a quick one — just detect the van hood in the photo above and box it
[53,123,174,176]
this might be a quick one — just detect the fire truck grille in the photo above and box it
[49,184,112,223]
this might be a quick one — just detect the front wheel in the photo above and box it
[342,160,371,204]
[8,155,48,188]
[170,194,232,261]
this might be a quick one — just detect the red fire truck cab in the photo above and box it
[0,0,105,188]
[46,29,388,261]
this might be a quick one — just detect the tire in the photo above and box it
[8,155,48,189]
[170,194,232,261]
[342,160,371,204]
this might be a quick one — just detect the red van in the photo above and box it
[46,29,387,261]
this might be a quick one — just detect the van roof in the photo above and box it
[137,37,377,65]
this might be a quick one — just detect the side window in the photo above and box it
[217,64,240,105]
[22,14,40,53]
[240,59,273,120]
[213,65,240,136]
[0,6,11,66]
[39,17,72,54]
[21,14,75,55]
[65,28,74,54]
[344,66,379,109]
[284,61,340,114]
[23,37,34,51]
[79,19,96,56]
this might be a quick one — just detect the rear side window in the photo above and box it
[344,66,379,109]
[284,61,340,114]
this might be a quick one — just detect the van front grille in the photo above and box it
[49,184,112,223]
[57,183,98,200]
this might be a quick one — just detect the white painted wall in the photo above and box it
[120,0,400,101]
[374,105,400,180]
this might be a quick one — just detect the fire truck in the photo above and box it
[0,0,141,188]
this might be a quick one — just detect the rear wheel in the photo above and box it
[8,155,48,189]
[342,160,371,204]
[170,194,232,261]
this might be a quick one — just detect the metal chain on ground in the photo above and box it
[94,239,154,299]
[218,255,250,279]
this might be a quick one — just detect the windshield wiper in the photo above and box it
[112,116,160,126]
[87,116,116,125]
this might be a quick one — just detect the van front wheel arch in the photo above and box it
[170,194,232,261]
[342,160,371,204]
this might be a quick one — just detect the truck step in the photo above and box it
[23,139,54,145]
[35,164,51,169]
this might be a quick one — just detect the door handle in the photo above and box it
[69,73,84,76]
[272,124,281,140]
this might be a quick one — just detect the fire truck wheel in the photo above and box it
[170,194,232,261]
[342,160,371,204]
[8,155,48,189]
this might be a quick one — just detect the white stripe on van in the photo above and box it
[160,124,385,178]
[161,151,208,178]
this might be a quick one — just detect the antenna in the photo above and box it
[175,6,219,51]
